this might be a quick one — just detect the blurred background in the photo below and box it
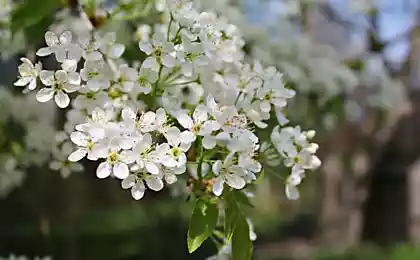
[3,0,420,259]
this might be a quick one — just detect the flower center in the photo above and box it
[107,152,118,164]
[108,87,121,99]
[192,124,201,133]
[88,71,98,78]
[153,47,163,57]
[185,52,198,62]
[85,91,96,99]
[170,147,182,158]
[138,76,146,85]
[87,140,94,150]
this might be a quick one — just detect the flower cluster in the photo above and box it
[15,0,319,201]
[271,126,321,200]
[196,0,406,132]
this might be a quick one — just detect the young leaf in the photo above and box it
[187,199,219,253]
[255,168,265,185]
[234,191,254,208]
[11,0,61,35]
[224,192,239,242]
[232,213,253,260]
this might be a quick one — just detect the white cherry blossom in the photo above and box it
[212,153,247,196]
[14,58,41,91]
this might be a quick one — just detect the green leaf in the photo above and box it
[234,191,254,208]
[11,0,61,35]
[232,213,253,260]
[224,192,239,242]
[255,169,265,185]
[187,199,219,253]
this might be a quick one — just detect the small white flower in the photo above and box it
[80,60,112,91]
[50,142,83,178]
[14,58,41,90]
[79,34,102,61]
[68,130,106,162]
[135,24,152,42]
[139,32,177,71]
[36,31,82,62]
[98,32,125,59]
[96,143,131,179]
[176,105,218,144]
[36,68,80,108]
[127,133,160,175]
[212,153,247,196]
[159,127,191,168]
[133,65,158,94]
[121,171,164,200]
[159,163,186,184]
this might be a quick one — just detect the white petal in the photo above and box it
[202,135,216,149]
[212,177,224,196]
[160,155,177,168]
[225,174,246,190]
[108,43,125,59]
[61,59,78,72]
[131,182,145,200]
[212,160,222,176]
[55,48,67,63]
[70,131,88,146]
[142,57,159,71]
[55,70,67,83]
[180,131,195,144]
[36,88,54,102]
[113,162,129,179]
[86,79,101,92]
[45,31,59,46]
[85,51,102,61]
[139,43,153,54]
[39,70,54,85]
[28,79,37,90]
[68,148,87,162]
[146,176,164,191]
[55,91,70,108]
[61,168,71,178]
[89,128,106,140]
[260,101,271,113]
[145,162,159,175]
[96,162,112,179]
[89,145,108,160]
[59,31,72,45]
[177,113,193,129]
[49,161,62,170]
[121,175,136,189]
[63,83,80,93]
[14,77,31,86]
[275,108,289,126]
[162,54,177,68]
[36,47,52,56]
[165,173,177,184]
[199,121,214,135]
[182,63,193,77]
[285,184,300,200]
[193,105,208,123]
[165,127,181,146]
[70,163,84,172]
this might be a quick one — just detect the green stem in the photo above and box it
[167,14,174,41]
[197,137,204,181]
[151,65,164,109]
[173,25,184,42]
